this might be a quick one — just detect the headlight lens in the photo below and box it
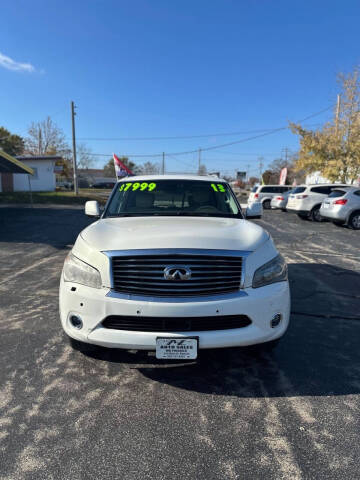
[252,254,287,289]
[63,253,102,288]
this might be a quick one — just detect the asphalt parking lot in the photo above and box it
[0,206,359,480]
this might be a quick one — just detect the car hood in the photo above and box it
[80,216,269,252]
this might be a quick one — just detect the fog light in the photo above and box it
[70,314,83,329]
[270,313,282,328]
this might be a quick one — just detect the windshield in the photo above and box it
[251,186,258,193]
[105,179,241,218]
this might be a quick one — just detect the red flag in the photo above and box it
[113,153,133,178]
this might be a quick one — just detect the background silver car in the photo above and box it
[270,188,296,211]
[320,186,360,229]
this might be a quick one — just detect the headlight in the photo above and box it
[252,254,287,289]
[63,253,102,288]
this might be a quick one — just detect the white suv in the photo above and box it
[249,185,292,210]
[286,184,348,221]
[59,175,290,359]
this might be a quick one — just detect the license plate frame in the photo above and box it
[156,337,199,360]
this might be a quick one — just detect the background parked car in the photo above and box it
[270,188,296,211]
[89,181,116,189]
[248,185,292,209]
[286,184,348,221]
[320,187,360,229]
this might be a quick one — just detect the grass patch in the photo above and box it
[0,190,108,205]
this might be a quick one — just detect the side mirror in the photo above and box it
[245,202,262,219]
[85,200,101,217]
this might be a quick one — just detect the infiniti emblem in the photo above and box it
[163,265,192,281]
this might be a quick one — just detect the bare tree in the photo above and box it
[77,143,95,169]
[139,161,160,175]
[25,116,71,157]
[198,164,207,175]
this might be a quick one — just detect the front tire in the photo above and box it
[349,211,360,230]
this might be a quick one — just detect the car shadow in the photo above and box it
[82,263,360,398]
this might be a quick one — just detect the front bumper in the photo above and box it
[59,278,291,350]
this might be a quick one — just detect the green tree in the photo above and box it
[0,127,25,156]
[291,67,360,183]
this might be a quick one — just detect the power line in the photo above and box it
[77,122,326,142]
[77,128,279,142]
[83,105,335,159]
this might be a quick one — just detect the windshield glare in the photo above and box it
[105,179,241,217]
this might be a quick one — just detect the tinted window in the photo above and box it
[311,186,332,194]
[292,187,306,194]
[251,186,258,193]
[261,186,278,193]
[328,189,347,198]
[353,190,360,197]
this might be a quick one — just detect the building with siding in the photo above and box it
[0,156,61,192]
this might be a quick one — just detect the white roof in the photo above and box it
[117,174,225,182]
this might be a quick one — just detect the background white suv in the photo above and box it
[286,184,348,221]
[248,185,292,210]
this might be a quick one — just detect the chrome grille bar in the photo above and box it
[104,249,249,297]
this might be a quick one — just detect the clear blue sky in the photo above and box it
[1,0,359,176]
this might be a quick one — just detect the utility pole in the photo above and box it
[258,157,263,180]
[198,148,201,174]
[71,101,78,195]
[246,163,250,182]
[162,152,165,174]
[282,147,290,162]
[335,94,341,135]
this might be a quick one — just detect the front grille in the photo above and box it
[111,253,243,297]
[102,315,251,332]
